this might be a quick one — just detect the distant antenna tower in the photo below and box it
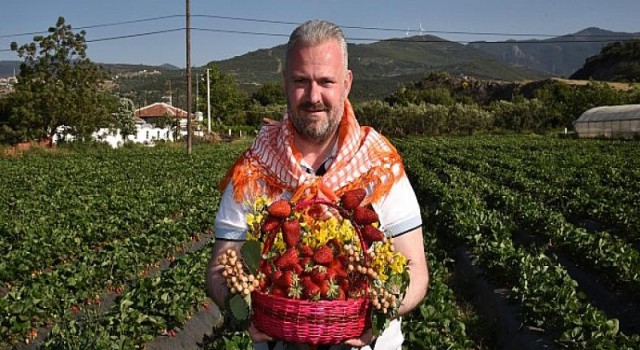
[419,21,424,35]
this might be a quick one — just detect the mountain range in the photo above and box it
[1,27,638,101]
[469,27,640,77]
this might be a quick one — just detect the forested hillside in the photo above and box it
[570,40,640,82]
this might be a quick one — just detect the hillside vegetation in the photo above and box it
[571,40,640,82]
[213,36,546,101]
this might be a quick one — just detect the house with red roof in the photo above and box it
[135,102,192,126]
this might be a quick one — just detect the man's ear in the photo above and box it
[344,69,353,97]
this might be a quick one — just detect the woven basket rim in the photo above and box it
[252,289,368,305]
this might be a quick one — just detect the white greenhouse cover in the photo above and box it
[575,104,640,123]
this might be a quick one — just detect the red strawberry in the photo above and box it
[282,219,301,248]
[299,244,314,257]
[321,279,340,299]
[335,287,346,300]
[309,268,327,284]
[327,238,342,252]
[261,216,281,233]
[300,256,312,268]
[276,248,299,269]
[319,279,331,298]
[353,207,378,225]
[301,278,321,300]
[267,200,291,219]
[313,245,334,266]
[326,267,338,281]
[290,263,303,275]
[274,270,295,289]
[341,188,366,210]
[271,270,283,287]
[258,278,268,291]
[260,263,274,278]
[272,287,286,297]
[329,260,348,279]
[362,224,384,243]
[338,278,350,293]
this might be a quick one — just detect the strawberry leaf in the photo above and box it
[241,240,261,276]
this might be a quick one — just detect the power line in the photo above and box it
[1,12,637,55]
[192,27,289,39]
[0,15,182,39]
[87,28,183,43]
[190,14,639,40]
[0,26,635,55]
[0,28,185,52]
[1,13,638,43]
[0,28,634,54]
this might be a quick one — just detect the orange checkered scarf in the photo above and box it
[220,100,405,205]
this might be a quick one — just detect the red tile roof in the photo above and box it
[135,102,191,119]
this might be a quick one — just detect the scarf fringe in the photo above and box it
[219,100,405,205]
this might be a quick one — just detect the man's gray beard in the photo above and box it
[290,111,341,144]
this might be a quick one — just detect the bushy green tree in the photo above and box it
[535,80,631,129]
[251,82,285,106]
[447,103,493,135]
[243,102,286,128]
[197,65,247,125]
[420,87,455,106]
[6,17,115,143]
[489,98,548,133]
[113,97,136,137]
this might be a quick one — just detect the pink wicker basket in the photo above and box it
[252,290,370,345]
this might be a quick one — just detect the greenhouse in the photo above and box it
[574,104,640,139]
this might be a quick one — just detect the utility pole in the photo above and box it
[195,73,199,116]
[207,68,211,133]
[185,0,193,155]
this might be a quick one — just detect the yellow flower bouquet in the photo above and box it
[217,189,409,345]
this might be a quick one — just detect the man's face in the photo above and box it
[284,39,352,144]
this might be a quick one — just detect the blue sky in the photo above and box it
[1,0,639,68]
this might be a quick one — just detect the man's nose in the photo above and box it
[306,82,321,104]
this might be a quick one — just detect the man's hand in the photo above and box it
[344,327,375,347]
[248,322,273,343]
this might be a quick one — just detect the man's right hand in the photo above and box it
[248,322,273,343]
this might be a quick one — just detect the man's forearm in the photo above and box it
[398,262,429,316]
[206,261,229,308]
[392,228,429,317]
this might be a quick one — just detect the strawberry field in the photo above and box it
[1,136,639,349]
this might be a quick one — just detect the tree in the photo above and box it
[197,64,247,125]
[113,97,136,138]
[251,82,285,106]
[6,17,115,144]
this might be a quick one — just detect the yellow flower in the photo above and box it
[390,253,407,274]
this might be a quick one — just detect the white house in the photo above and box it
[53,102,203,148]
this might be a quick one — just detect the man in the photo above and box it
[206,19,429,350]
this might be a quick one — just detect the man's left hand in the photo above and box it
[344,327,375,347]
